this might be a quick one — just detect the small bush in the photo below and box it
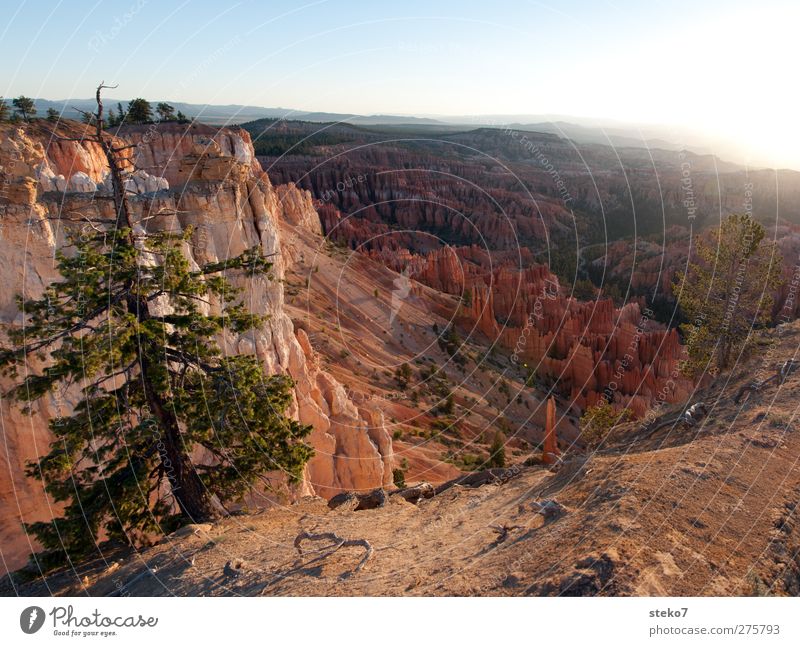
[395,362,413,387]
[580,401,631,448]
[439,393,455,415]
[767,412,791,428]
[487,430,506,468]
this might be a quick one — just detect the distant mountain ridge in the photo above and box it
[26,98,445,127]
[19,99,780,169]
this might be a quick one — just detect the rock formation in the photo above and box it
[314,225,694,417]
[0,120,392,573]
[542,396,559,464]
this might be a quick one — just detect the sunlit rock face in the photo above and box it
[0,120,392,573]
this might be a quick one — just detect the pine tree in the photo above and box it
[126,98,153,124]
[12,95,36,121]
[175,110,188,123]
[0,97,10,122]
[45,108,60,123]
[673,213,783,376]
[1,84,313,571]
[156,102,176,122]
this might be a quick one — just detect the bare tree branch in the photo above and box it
[293,530,373,578]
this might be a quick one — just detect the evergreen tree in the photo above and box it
[0,97,11,122]
[175,110,188,123]
[126,98,153,124]
[1,84,313,571]
[392,467,406,489]
[116,102,125,124]
[487,430,506,468]
[156,102,176,121]
[12,95,36,121]
[673,213,783,376]
[45,108,61,123]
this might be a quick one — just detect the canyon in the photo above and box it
[2,114,800,592]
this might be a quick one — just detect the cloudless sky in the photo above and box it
[1,0,798,168]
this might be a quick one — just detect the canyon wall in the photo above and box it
[0,121,392,573]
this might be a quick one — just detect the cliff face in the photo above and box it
[0,121,392,573]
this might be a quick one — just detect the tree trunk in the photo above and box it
[139,348,219,521]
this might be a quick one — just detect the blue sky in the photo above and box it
[1,0,798,167]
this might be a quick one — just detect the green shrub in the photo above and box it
[487,430,506,468]
[580,401,631,448]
